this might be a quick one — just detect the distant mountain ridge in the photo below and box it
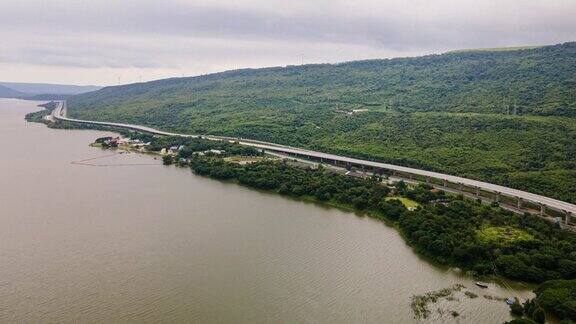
[0,82,101,96]
[0,84,26,98]
[69,42,576,119]
[0,82,101,100]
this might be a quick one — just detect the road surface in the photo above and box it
[52,101,576,221]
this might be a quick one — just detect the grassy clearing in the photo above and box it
[410,284,465,319]
[386,196,420,209]
[223,155,266,164]
[476,226,535,247]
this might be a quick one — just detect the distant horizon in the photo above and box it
[0,80,102,88]
[2,0,575,85]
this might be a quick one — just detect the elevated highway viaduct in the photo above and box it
[53,101,575,229]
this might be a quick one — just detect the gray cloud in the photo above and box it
[0,0,574,84]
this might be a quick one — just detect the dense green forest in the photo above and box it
[24,101,59,122]
[508,279,576,322]
[24,109,50,123]
[67,42,576,203]
[533,280,576,321]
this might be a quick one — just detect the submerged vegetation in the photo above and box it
[410,284,465,319]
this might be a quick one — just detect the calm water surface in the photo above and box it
[0,99,533,323]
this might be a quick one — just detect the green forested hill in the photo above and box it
[68,42,576,203]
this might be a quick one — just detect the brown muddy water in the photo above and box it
[0,99,533,323]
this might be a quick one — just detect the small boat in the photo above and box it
[476,282,489,288]
[506,298,516,305]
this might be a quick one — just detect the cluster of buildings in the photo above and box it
[159,146,225,156]
[160,145,186,155]
[98,136,151,151]
[336,108,369,116]
[196,149,225,156]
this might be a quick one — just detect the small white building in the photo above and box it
[208,149,224,155]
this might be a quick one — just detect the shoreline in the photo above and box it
[28,113,559,285]
[53,101,576,228]
[89,141,537,294]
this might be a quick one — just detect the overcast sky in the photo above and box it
[1,0,575,85]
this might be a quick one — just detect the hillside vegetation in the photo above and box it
[68,42,576,203]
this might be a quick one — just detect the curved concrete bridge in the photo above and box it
[53,101,575,227]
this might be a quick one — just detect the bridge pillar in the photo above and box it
[540,204,546,216]
[443,179,447,187]
[495,192,500,202]
[566,212,572,225]
[458,183,463,191]
[517,197,522,209]
[425,176,430,183]
[475,187,480,196]
[408,173,413,180]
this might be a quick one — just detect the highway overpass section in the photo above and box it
[52,101,575,228]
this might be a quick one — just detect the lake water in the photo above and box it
[0,99,532,323]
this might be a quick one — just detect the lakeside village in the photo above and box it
[92,135,261,165]
[93,136,150,151]
[92,134,424,210]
